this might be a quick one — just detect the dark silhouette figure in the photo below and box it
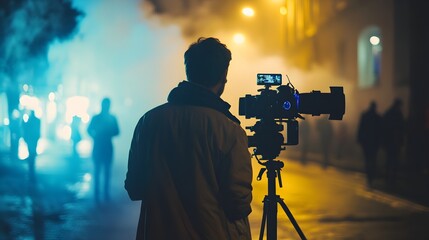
[22,110,41,180]
[357,101,382,187]
[87,98,119,203]
[300,119,310,165]
[70,115,82,159]
[125,37,252,240]
[382,98,405,187]
[316,117,333,168]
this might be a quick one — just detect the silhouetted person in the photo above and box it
[70,115,82,159]
[357,101,382,187]
[317,117,333,168]
[88,98,119,203]
[125,37,252,240]
[300,119,310,164]
[22,110,41,180]
[382,98,405,187]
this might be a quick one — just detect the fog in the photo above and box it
[2,1,425,239]
[44,0,354,169]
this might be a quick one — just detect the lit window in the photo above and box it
[358,26,382,88]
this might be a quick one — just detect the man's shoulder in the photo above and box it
[142,103,169,116]
[142,103,240,127]
[91,113,102,120]
[136,103,169,123]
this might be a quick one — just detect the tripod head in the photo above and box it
[246,119,285,160]
[254,153,285,188]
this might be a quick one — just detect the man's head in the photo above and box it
[393,98,402,109]
[184,37,232,95]
[369,101,377,111]
[101,97,111,113]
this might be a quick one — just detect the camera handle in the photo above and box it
[257,159,307,240]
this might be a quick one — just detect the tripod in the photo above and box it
[257,159,307,240]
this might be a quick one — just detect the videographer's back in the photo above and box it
[125,37,253,240]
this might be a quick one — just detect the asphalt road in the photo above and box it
[2,142,429,240]
[249,159,429,239]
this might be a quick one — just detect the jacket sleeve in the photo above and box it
[221,126,253,220]
[124,116,148,201]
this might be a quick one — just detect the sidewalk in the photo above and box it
[0,142,93,240]
[282,148,429,208]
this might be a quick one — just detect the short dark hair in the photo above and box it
[184,37,232,87]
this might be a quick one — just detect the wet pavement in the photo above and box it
[0,144,91,239]
[249,159,429,239]
[1,139,429,239]
[283,148,429,208]
[0,139,140,240]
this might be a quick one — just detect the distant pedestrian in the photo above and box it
[357,101,382,187]
[317,117,333,168]
[88,98,120,203]
[70,115,82,159]
[22,110,41,180]
[382,98,405,187]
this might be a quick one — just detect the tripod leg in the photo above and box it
[266,197,278,240]
[259,197,267,240]
[278,197,307,240]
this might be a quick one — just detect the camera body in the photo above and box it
[239,74,345,159]
[239,73,345,121]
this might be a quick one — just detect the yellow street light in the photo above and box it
[370,36,380,46]
[242,7,255,17]
[280,6,287,15]
[233,33,245,44]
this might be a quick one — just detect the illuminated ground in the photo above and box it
[1,140,429,239]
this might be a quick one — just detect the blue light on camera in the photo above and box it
[294,92,300,109]
[283,101,291,110]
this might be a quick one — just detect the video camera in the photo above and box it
[239,73,345,160]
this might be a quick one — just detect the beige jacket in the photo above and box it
[125,102,252,240]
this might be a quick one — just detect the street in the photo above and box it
[249,159,429,239]
[2,1,429,239]
[1,140,429,240]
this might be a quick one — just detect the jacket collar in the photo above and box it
[167,81,241,124]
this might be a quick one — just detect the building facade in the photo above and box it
[280,0,428,168]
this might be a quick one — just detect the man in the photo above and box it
[88,97,120,203]
[22,110,41,180]
[357,101,381,187]
[125,37,253,239]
